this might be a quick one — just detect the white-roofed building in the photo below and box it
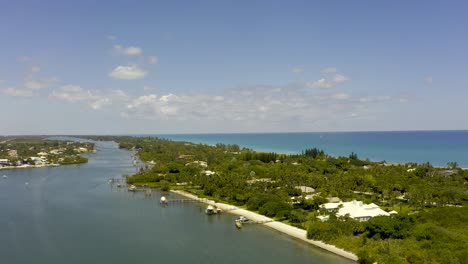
[204,170,216,176]
[295,186,315,193]
[321,200,392,221]
[185,160,208,168]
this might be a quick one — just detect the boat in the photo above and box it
[160,196,167,204]
[128,185,137,192]
[236,216,249,223]
[234,216,249,228]
[2,175,7,179]
[205,205,216,215]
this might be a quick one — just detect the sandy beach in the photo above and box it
[171,190,358,262]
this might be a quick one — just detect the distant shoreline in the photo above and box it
[152,131,468,168]
[0,164,60,171]
[170,189,358,262]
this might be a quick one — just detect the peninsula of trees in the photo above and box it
[88,136,467,264]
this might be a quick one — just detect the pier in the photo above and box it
[165,199,201,203]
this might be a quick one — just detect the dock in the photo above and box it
[241,219,274,225]
[165,199,201,203]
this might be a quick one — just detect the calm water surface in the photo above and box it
[0,140,352,264]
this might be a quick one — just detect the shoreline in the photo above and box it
[170,189,358,262]
[0,164,60,171]
[157,135,468,168]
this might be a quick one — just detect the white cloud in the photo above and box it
[109,65,147,80]
[320,67,337,74]
[424,76,433,85]
[359,97,372,103]
[51,85,128,110]
[126,94,178,116]
[2,65,58,97]
[332,93,351,100]
[18,56,31,62]
[122,84,368,124]
[291,67,304,74]
[143,85,159,92]
[3,88,34,97]
[307,74,349,89]
[89,98,111,110]
[31,66,41,73]
[23,77,58,90]
[113,45,143,56]
[24,80,47,90]
[358,96,391,104]
[51,85,91,102]
[148,56,158,65]
[127,94,157,109]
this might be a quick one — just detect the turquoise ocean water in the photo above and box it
[151,130,468,167]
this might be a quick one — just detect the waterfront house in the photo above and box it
[317,215,330,222]
[204,170,216,176]
[0,159,9,165]
[327,197,341,203]
[321,200,392,221]
[295,186,315,193]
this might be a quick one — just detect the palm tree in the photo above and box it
[447,161,459,169]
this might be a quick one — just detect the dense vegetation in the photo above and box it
[87,136,467,263]
[307,207,468,263]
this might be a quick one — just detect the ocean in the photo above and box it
[151,130,468,167]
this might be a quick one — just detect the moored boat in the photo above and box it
[206,205,215,215]
[236,216,249,223]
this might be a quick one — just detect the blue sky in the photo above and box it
[1,0,467,134]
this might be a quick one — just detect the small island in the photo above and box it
[88,136,467,263]
[0,136,94,170]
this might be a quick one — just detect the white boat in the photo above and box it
[235,215,249,228]
[206,205,216,215]
[128,185,137,192]
[236,216,249,223]
[2,175,7,179]
[160,196,167,204]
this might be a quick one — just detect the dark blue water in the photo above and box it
[0,140,352,264]
[151,131,468,167]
